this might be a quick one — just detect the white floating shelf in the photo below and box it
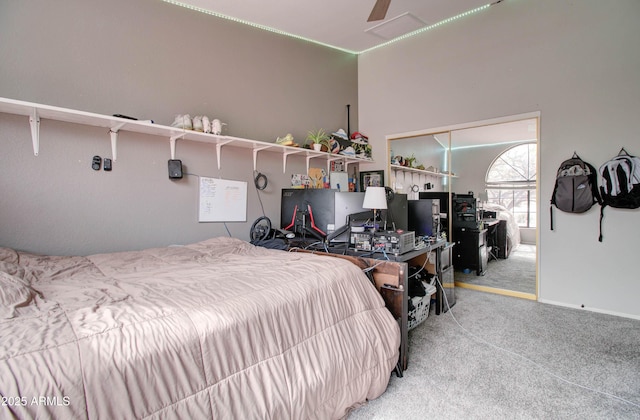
[0,97,373,172]
[390,164,456,178]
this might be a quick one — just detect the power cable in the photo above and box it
[254,171,267,216]
[254,171,268,190]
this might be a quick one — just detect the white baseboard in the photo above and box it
[538,298,640,321]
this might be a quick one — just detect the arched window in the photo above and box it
[486,143,536,228]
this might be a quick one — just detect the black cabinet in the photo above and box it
[496,219,510,259]
[453,228,488,276]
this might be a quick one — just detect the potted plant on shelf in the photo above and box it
[306,129,330,152]
[406,153,417,168]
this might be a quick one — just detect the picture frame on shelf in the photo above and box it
[360,170,384,191]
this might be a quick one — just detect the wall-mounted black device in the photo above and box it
[103,158,112,171]
[92,155,102,171]
[168,159,183,179]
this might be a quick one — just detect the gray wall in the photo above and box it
[0,0,358,255]
[358,0,640,318]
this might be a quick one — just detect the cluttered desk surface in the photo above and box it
[342,236,448,262]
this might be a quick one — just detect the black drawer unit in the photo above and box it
[496,219,510,259]
[453,228,488,276]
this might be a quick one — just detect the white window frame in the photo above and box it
[485,143,537,228]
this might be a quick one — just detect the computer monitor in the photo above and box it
[334,192,366,227]
[280,189,409,241]
[332,192,366,241]
[281,189,333,239]
[408,199,439,237]
[381,192,408,232]
[280,189,367,242]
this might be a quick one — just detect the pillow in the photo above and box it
[0,261,26,280]
[0,247,19,264]
[0,271,37,319]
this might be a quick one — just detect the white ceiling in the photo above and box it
[166,0,494,53]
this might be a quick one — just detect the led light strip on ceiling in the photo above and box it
[359,4,492,54]
[161,1,500,55]
[161,0,357,54]
[451,139,536,151]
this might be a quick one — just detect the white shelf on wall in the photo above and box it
[390,164,456,178]
[389,164,457,197]
[0,97,372,173]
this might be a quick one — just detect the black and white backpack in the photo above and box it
[598,148,640,241]
[550,153,601,230]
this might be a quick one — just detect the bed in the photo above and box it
[481,203,521,258]
[0,237,401,419]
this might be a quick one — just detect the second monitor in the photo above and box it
[408,198,440,238]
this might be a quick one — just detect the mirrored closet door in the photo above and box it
[386,115,539,300]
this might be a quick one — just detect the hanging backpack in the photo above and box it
[550,153,601,230]
[598,148,640,241]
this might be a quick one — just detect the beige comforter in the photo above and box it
[0,237,399,419]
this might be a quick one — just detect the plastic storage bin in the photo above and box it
[408,283,437,330]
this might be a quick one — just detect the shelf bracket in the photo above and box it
[252,146,271,171]
[215,140,233,170]
[344,159,360,172]
[169,133,186,160]
[282,150,302,173]
[29,108,40,156]
[305,155,319,174]
[108,122,126,161]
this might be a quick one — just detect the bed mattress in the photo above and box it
[0,237,399,419]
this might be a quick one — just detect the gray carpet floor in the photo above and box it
[455,244,536,295]
[348,288,640,419]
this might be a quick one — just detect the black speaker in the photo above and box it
[168,159,183,179]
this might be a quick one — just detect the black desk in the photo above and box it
[328,240,455,368]
[342,239,454,314]
[343,240,444,262]
[342,239,453,366]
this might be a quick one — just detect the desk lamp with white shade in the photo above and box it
[362,186,388,234]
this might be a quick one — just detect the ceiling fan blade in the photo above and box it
[367,0,391,22]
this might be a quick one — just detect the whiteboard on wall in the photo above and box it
[198,177,247,222]
[330,172,349,191]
